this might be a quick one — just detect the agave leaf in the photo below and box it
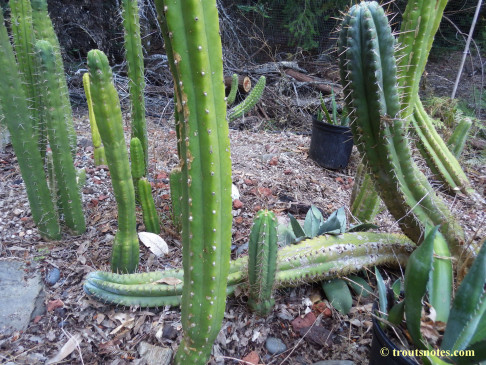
[404,226,438,350]
[392,278,402,300]
[469,310,486,345]
[288,213,306,240]
[453,339,486,364]
[348,222,379,232]
[303,205,323,238]
[441,242,486,352]
[388,301,405,326]
[277,224,296,246]
[322,278,353,315]
[375,267,387,317]
[347,275,372,298]
[318,207,346,235]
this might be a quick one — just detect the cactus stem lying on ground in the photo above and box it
[84,233,415,307]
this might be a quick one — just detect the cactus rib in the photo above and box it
[248,210,278,316]
[36,40,85,235]
[226,73,238,105]
[138,178,161,234]
[338,2,466,258]
[83,233,415,307]
[87,49,139,273]
[0,11,60,240]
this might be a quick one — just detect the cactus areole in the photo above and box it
[154,0,232,363]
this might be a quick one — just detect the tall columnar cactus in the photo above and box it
[0,10,60,240]
[169,167,182,231]
[30,0,77,158]
[138,178,161,234]
[82,72,106,166]
[9,0,43,153]
[226,73,238,105]
[447,117,472,158]
[338,2,468,259]
[247,210,278,316]
[87,49,139,274]
[130,136,145,193]
[154,1,233,363]
[83,232,415,307]
[121,0,148,172]
[36,40,85,235]
[228,76,266,122]
[350,163,381,223]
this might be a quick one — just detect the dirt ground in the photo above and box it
[0,50,485,364]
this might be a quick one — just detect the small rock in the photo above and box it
[265,337,287,355]
[292,312,316,332]
[242,350,259,365]
[46,268,61,286]
[260,153,277,163]
[312,361,355,365]
[13,209,22,216]
[162,324,178,340]
[233,199,243,209]
[138,341,172,365]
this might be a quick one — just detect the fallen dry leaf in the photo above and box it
[46,333,82,364]
[154,277,183,285]
[138,232,169,256]
[47,299,64,312]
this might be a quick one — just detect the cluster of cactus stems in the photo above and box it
[338,2,472,261]
[247,210,278,316]
[0,1,85,239]
[350,163,381,223]
[84,232,415,307]
[153,0,233,363]
[395,0,478,198]
[228,75,266,122]
[87,50,139,273]
[121,0,149,173]
[82,73,106,166]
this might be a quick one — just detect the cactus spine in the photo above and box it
[83,232,415,307]
[350,163,381,223]
[82,72,106,166]
[228,76,266,122]
[154,1,233,362]
[0,10,60,240]
[338,2,466,258]
[87,49,139,274]
[30,0,77,158]
[36,40,85,235]
[247,210,278,316]
[138,178,160,234]
[121,0,148,172]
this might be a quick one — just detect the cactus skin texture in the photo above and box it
[121,0,148,172]
[155,1,233,363]
[30,0,77,158]
[350,163,381,223]
[0,11,61,240]
[169,167,182,231]
[226,73,238,105]
[129,136,145,201]
[82,72,106,166]
[36,40,85,235]
[228,76,266,122]
[338,2,467,259]
[83,232,415,307]
[87,49,139,274]
[138,178,161,234]
[447,117,472,158]
[247,210,278,316]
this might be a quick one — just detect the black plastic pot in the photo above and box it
[370,303,417,365]
[309,116,353,169]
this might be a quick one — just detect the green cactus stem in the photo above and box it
[350,163,381,223]
[138,178,161,234]
[30,0,77,158]
[155,1,233,362]
[83,232,415,307]
[228,76,266,122]
[247,210,278,316]
[447,117,472,158]
[82,72,106,166]
[169,167,182,231]
[130,136,145,200]
[9,0,44,154]
[338,2,467,259]
[121,0,148,172]
[36,40,85,235]
[0,11,60,240]
[87,49,139,274]
[226,73,238,105]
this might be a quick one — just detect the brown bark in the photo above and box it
[284,69,341,95]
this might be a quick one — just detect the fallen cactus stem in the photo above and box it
[84,232,415,307]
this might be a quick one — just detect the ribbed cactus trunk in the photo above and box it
[338,2,467,259]
[350,163,381,223]
[154,1,232,363]
[87,50,139,274]
[0,10,60,240]
[121,0,148,172]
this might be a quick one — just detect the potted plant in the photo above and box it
[309,90,353,169]
[371,227,486,365]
